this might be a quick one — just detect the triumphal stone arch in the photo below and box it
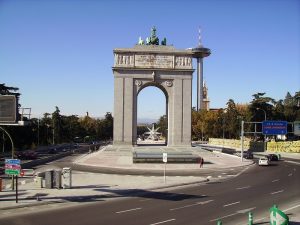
[112,45,194,147]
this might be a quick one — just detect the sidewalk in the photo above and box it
[0,171,207,210]
[0,145,252,211]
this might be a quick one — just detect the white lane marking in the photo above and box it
[272,179,280,183]
[271,190,284,195]
[211,207,255,222]
[222,173,227,175]
[210,212,238,222]
[169,200,214,211]
[285,160,300,165]
[223,201,240,207]
[218,175,222,178]
[283,203,300,212]
[140,199,152,202]
[149,219,176,225]
[288,173,292,176]
[116,207,142,214]
[254,217,266,222]
[236,186,250,190]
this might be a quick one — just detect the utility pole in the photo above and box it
[256,108,267,152]
[240,120,244,162]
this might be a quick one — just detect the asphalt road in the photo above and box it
[0,158,299,225]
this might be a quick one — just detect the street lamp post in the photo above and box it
[256,108,267,152]
[222,117,225,148]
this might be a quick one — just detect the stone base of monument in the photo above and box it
[133,151,200,163]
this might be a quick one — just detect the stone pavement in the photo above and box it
[0,145,253,211]
[74,145,253,172]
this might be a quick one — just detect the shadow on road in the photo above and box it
[96,188,208,201]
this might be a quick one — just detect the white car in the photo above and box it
[258,157,270,166]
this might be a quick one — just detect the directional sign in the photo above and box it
[270,205,289,225]
[5,158,21,176]
[5,164,21,170]
[163,153,168,163]
[5,159,20,165]
[262,121,287,135]
[5,170,20,175]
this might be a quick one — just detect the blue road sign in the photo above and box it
[262,121,287,135]
[5,159,20,165]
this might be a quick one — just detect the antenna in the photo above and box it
[198,26,203,47]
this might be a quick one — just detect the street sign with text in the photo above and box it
[5,158,21,176]
[262,121,287,135]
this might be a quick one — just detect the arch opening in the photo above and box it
[137,84,168,146]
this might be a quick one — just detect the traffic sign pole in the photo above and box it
[163,153,167,183]
[15,175,18,203]
[164,163,166,183]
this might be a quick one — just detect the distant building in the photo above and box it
[202,81,210,111]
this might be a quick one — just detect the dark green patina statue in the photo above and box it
[138,26,167,46]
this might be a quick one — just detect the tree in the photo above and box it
[157,115,167,138]
[101,112,113,139]
[249,92,275,122]
[224,99,240,139]
[52,106,62,144]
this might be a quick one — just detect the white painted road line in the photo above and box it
[211,207,255,222]
[283,203,300,212]
[272,179,280,183]
[149,219,176,225]
[140,199,152,202]
[169,200,214,211]
[210,212,238,222]
[236,186,250,190]
[270,190,284,195]
[116,207,142,214]
[223,201,240,207]
[285,160,300,165]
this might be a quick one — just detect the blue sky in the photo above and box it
[1,0,299,122]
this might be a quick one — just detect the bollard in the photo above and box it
[0,178,2,192]
[217,220,222,225]
[248,212,253,225]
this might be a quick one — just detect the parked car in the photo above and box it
[48,148,58,154]
[14,151,38,160]
[267,154,279,161]
[244,152,254,159]
[258,157,270,166]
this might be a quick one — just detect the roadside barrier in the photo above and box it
[215,205,289,224]
[248,211,253,225]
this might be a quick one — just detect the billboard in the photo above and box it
[294,121,300,136]
[0,95,17,124]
